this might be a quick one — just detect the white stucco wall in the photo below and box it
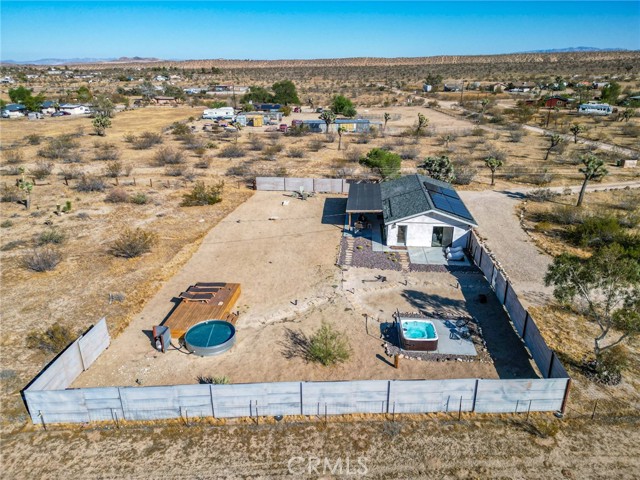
[385,212,472,248]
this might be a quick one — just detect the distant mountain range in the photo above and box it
[520,47,629,54]
[1,56,161,65]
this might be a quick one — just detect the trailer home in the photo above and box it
[578,103,613,116]
[202,107,235,120]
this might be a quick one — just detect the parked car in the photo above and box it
[278,123,289,132]
[51,111,69,117]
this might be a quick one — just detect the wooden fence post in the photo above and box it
[471,379,479,412]
[39,411,46,431]
[209,384,215,418]
[560,379,572,414]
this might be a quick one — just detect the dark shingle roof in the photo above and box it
[380,174,477,226]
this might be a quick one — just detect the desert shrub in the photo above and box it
[219,144,246,159]
[37,228,66,245]
[154,147,185,165]
[197,375,230,385]
[123,133,136,143]
[486,145,507,163]
[344,148,362,162]
[76,174,106,192]
[399,146,420,160]
[181,181,224,206]
[0,185,21,202]
[308,138,324,152]
[471,127,485,136]
[104,161,123,178]
[4,149,24,164]
[597,345,630,381]
[105,188,130,203]
[93,143,120,161]
[170,122,191,136]
[273,166,289,177]
[529,169,554,186]
[287,147,305,158]
[38,135,78,159]
[307,322,351,366]
[509,129,525,143]
[110,228,157,258]
[226,163,253,177]
[570,216,622,247]
[620,123,640,137]
[60,150,83,164]
[527,188,559,203]
[21,247,62,272]
[59,165,84,180]
[164,165,193,178]
[132,131,163,150]
[546,205,585,226]
[451,166,477,185]
[1,220,13,228]
[26,322,76,355]
[181,133,205,150]
[31,160,54,180]
[247,135,266,151]
[324,132,336,143]
[130,193,148,205]
[194,158,211,169]
[24,134,42,146]
[527,419,561,438]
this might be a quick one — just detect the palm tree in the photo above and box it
[577,154,608,207]
[484,156,503,186]
[319,111,336,135]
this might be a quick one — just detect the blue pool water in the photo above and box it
[402,321,437,340]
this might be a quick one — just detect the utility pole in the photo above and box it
[460,79,465,105]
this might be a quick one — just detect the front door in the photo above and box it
[397,225,407,246]
[432,226,454,247]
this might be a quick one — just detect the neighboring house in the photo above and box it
[0,76,14,84]
[335,118,381,133]
[346,174,477,249]
[41,100,58,115]
[491,83,507,92]
[443,84,462,92]
[154,75,168,82]
[593,82,609,89]
[253,103,282,112]
[1,103,26,118]
[151,96,177,105]
[545,96,570,108]
[422,84,433,92]
[578,103,613,115]
[59,104,91,115]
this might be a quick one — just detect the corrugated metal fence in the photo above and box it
[468,233,569,379]
[22,237,571,425]
[255,177,351,194]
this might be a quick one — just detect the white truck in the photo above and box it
[202,107,235,120]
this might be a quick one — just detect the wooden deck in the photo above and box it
[163,283,241,339]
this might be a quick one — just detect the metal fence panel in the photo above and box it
[494,271,508,305]
[77,318,110,368]
[302,380,388,415]
[27,343,84,392]
[24,389,88,423]
[504,285,527,336]
[475,378,568,413]
[550,358,570,379]
[284,178,314,192]
[390,379,476,413]
[523,320,554,378]
[313,178,342,193]
[255,177,285,191]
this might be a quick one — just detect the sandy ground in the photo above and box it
[2,416,639,479]
[73,192,517,388]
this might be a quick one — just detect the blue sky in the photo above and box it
[1,1,639,61]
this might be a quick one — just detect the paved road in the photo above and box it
[459,180,640,308]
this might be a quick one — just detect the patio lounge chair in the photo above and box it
[179,292,213,302]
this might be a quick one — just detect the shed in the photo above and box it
[545,96,569,108]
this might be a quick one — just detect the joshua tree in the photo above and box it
[576,153,608,207]
[337,126,346,151]
[415,113,428,136]
[319,110,336,135]
[570,123,585,144]
[92,114,112,136]
[621,108,636,122]
[231,121,242,143]
[17,167,33,210]
[420,155,455,183]
[484,156,503,186]
[544,133,564,160]
[383,112,391,135]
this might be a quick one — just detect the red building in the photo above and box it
[545,96,569,108]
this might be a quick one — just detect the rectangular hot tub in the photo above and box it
[398,318,439,351]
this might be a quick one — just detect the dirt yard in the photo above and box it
[73,191,526,389]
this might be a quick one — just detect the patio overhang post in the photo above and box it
[348,212,352,231]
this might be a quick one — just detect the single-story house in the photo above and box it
[443,84,462,92]
[1,103,26,118]
[335,118,381,133]
[41,100,58,115]
[545,96,570,108]
[345,174,477,248]
[253,103,282,112]
[151,96,177,105]
[59,104,91,115]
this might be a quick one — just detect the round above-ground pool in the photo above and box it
[184,320,236,356]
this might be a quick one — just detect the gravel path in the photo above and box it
[459,180,640,308]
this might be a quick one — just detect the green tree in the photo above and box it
[307,322,351,366]
[359,148,402,180]
[272,80,300,105]
[331,95,357,117]
[319,110,336,135]
[600,82,621,104]
[8,85,33,103]
[484,156,503,186]
[424,73,443,90]
[76,86,93,103]
[207,100,228,109]
[163,83,186,100]
[92,114,112,136]
[544,244,640,370]
[569,123,585,144]
[576,153,608,207]
[241,86,273,104]
[420,155,455,183]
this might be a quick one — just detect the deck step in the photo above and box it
[398,252,410,272]
[343,237,355,266]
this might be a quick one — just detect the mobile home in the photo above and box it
[578,103,613,116]
[202,107,235,120]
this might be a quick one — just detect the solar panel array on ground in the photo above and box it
[423,182,475,223]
